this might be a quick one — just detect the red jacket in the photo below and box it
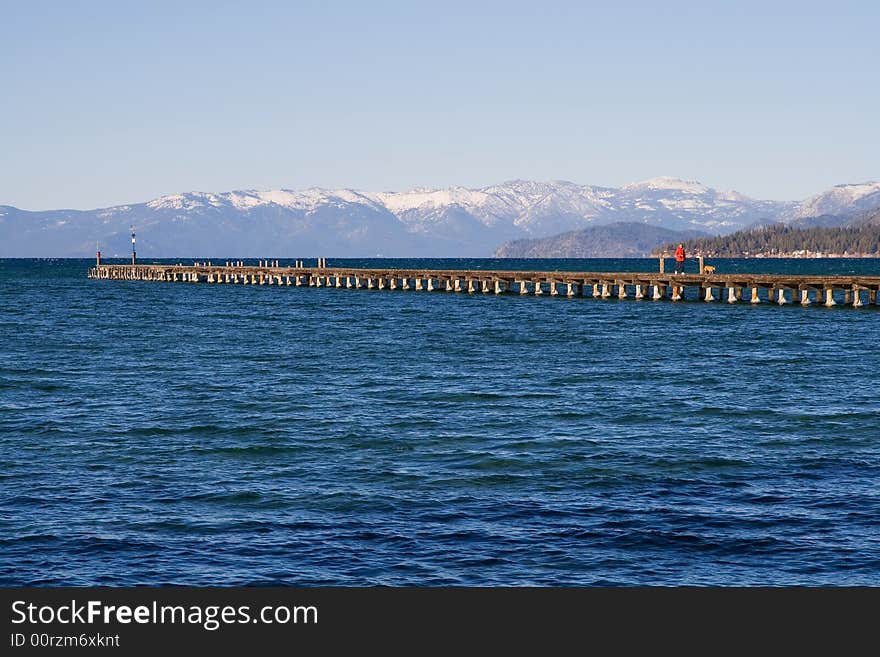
[675,246,685,262]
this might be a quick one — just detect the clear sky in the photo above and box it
[2,0,878,210]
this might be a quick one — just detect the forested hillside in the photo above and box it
[654,216,880,257]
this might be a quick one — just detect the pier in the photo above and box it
[87,262,880,307]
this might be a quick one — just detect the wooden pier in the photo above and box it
[87,261,880,307]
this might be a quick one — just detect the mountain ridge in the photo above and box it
[653,206,880,257]
[494,222,709,258]
[1,177,877,257]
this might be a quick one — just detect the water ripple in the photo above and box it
[1,258,880,585]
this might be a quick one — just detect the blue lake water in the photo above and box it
[1,258,879,585]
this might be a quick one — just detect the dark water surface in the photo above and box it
[2,258,879,585]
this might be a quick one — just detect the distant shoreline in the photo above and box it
[4,254,880,261]
[674,253,880,259]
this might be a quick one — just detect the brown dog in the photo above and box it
[703,265,716,274]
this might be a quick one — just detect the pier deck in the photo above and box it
[88,262,880,307]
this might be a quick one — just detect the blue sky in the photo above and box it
[2,0,877,209]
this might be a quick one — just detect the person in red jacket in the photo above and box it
[674,243,686,274]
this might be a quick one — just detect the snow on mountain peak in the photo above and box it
[828,180,880,199]
[370,187,493,213]
[623,176,710,194]
[788,180,880,220]
[146,192,216,211]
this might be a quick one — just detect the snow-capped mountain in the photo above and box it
[783,181,880,223]
[0,177,876,257]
